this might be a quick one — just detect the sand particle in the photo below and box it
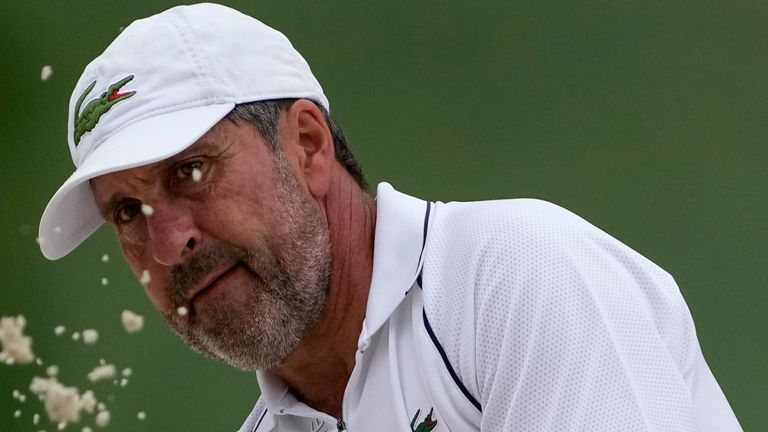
[121,311,144,333]
[0,315,36,364]
[82,330,98,345]
[40,65,53,81]
[87,364,116,382]
[139,270,151,285]
[95,410,110,427]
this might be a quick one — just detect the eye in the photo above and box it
[175,161,203,181]
[115,201,142,224]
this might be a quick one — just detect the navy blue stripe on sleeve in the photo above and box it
[421,308,482,412]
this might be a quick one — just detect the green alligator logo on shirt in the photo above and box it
[410,407,438,432]
[73,74,136,145]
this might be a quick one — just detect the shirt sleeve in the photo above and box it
[422,199,741,431]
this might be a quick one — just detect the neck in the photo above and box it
[269,173,376,417]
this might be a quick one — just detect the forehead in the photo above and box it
[89,119,259,204]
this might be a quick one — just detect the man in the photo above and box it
[39,3,741,431]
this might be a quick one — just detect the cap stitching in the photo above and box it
[170,12,217,100]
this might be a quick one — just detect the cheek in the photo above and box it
[201,184,275,235]
[118,232,150,277]
[117,232,170,310]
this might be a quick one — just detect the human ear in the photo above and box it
[282,99,334,198]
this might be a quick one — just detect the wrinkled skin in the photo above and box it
[90,117,331,371]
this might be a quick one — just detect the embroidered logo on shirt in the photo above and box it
[410,407,438,432]
[309,418,328,432]
[73,74,136,146]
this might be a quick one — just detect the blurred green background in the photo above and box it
[1,1,765,430]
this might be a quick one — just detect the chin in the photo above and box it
[168,308,301,371]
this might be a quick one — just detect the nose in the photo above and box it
[144,202,202,266]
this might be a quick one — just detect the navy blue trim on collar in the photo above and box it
[414,201,431,289]
[251,408,268,432]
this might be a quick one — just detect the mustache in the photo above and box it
[170,243,253,301]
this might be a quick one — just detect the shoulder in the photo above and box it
[424,197,674,286]
[429,197,611,254]
[418,197,694,398]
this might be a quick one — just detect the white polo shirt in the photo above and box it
[238,183,741,432]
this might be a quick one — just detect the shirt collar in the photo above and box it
[256,182,431,411]
[359,182,431,347]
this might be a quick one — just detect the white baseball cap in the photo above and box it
[39,3,328,260]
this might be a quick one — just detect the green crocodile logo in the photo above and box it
[73,75,136,146]
[410,407,438,432]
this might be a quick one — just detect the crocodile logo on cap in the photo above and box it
[73,75,136,146]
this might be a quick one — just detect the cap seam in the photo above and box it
[170,11,217,100]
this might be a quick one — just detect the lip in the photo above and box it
[185,263,239,302]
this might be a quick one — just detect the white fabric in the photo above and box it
[239,182,742,431]
[40,3,328,260]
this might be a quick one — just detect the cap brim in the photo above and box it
[39,102,235,260]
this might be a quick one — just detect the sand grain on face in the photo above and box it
[140,204,154,216]
[139,270,151,285]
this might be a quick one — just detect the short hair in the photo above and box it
[226,99,369,191]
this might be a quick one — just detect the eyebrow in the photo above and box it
[98,193,127,221]
[94,138,220,221]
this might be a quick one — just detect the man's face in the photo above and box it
[90,118,331,371]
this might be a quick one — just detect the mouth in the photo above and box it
[185,263,243,304]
